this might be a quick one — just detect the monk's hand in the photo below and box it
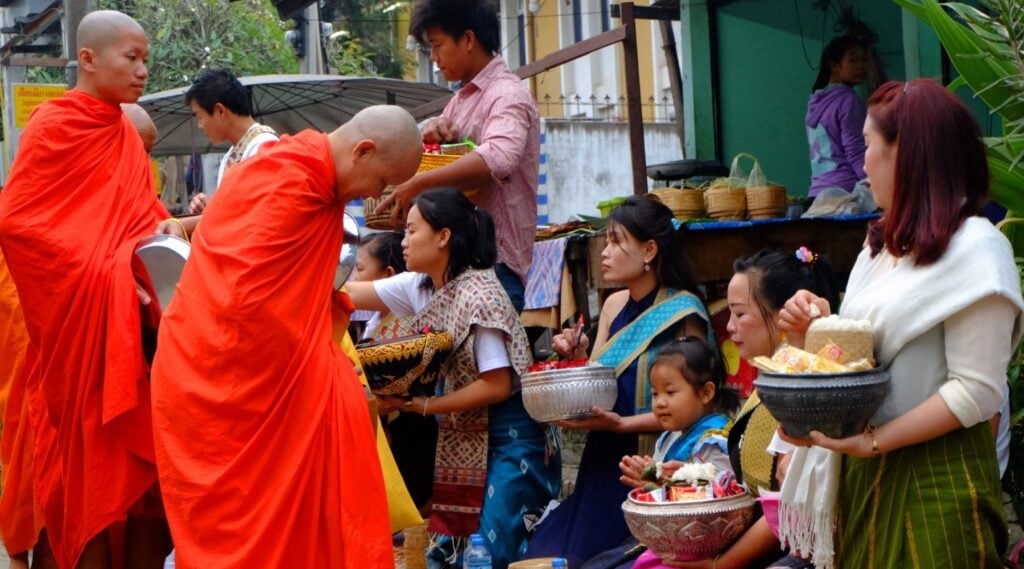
[135,282,152,305]
[777,289,830,349]
[554,406,622,432]
[155,218,185,239]
[421,117,459,145]
[189,192,208,215]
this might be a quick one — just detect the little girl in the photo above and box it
[619,337,739,487]
[589,338,738,569]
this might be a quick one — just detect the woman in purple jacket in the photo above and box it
[806,36,868,197]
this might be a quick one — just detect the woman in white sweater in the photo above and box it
[778,79,1024,569]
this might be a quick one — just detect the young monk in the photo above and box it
[0,10,180,568]
[150,105,422,568]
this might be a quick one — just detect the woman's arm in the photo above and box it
[783,296,1016,456]
[343,281,390,313]
[406,366,512,415]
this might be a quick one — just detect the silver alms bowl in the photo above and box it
[521,365,617,422]
[753,367,891,439]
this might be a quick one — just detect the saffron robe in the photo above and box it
[0,89,168,568]
[151,131,393,568]
[0,253,42,555]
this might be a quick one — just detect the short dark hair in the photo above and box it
[732,248,840,350]
[412,188,496,285]
[865,79,988,266]
[607,195,702,300]
[409,0,500,55]
[812,35,865,92]
[185,69,252,116]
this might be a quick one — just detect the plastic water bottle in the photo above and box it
[551,559,567,569]
[462,533,492,569]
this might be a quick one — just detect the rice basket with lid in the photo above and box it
[521,365,617,422]
[621,487,756,561]
[753,367,890,438]
[356,331,454,397]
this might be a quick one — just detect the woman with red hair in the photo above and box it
[778,79,1024,568]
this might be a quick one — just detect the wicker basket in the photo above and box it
[746,185,787,219]
[652,187,706,220]
[364,154,466,230]
[704,186,746,220]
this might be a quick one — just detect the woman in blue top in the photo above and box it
[524,196,711,567]
[806,35,868,197]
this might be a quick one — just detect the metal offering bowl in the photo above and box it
[521,365,617,422]
[622,488,756,562]
[333,212,360,290]
[134,233,190,311]
[753,367,891,439]
[356,331,453,396]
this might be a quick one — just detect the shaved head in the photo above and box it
[342,105,422,164]
[329,105,423,201]
[77,10,145,51]
[122,103,157,152]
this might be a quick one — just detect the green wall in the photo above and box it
[712,0,909,197]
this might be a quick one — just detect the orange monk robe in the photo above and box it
[0,253,43,555]
[0,89,168,568]
[331,293,423,533]
[151,131,394,568]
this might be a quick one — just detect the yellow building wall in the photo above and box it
[531,0,564,118]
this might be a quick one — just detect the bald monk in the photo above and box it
[0,10,179,569]
[150,105,422,568]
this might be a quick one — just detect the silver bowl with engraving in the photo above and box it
[622,488,756,562]
[521,365,617,423]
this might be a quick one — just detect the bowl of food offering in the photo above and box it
[753,367,890,439]
[622,463,755,562]
[521,360,617,423]
[356,330,453,397]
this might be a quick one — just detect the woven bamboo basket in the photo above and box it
[652,187,706,220]
[364,154,465,230]
[704,186,746,220]
[746,185,787,219]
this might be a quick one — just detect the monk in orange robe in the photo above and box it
[150,105,422,568]
[0,253,42,569]
[0,11,180,568]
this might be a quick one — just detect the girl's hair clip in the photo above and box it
[795,246,817,265]
[670,218,683,231]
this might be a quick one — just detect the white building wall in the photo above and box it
[542,119,683,224]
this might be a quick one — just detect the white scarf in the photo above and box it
[779,217,1024,569]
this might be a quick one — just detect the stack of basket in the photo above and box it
[746,185,787,219]
[651,187,705,221]
[704,183,746,220]
[364,153,464,230]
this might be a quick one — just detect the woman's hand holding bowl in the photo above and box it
[776,427,875,459]
[554,405,621,432]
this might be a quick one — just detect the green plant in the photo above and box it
[895,0,1024,213]
[328,36,379,77]
[97,0,299,93]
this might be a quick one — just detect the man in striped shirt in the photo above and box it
[380,0,539,312]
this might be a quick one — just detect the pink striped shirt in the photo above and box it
[442,56,539,284]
